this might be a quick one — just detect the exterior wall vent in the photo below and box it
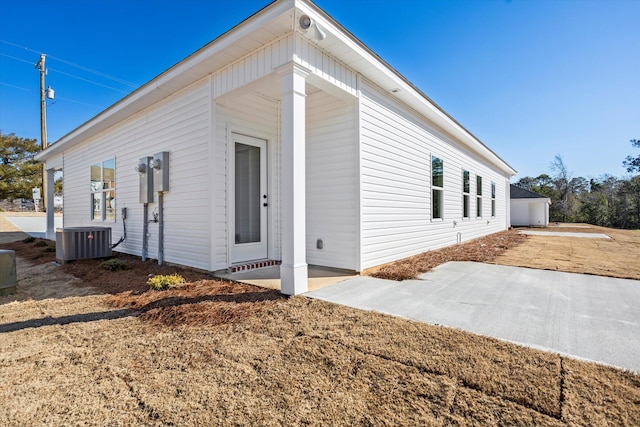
[56,227,112,262]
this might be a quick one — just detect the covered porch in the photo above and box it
[216,60,358,296]
[216,265,356,293]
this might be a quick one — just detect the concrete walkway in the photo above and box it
[306,262,640,372]
[519,230,610,239]
[3,215,62,239]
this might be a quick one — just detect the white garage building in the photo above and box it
[510,185,551,227]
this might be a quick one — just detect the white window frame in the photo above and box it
[90,159,116,222]
[491,181,496,218]
[432,156,444,220]
[462,169,470,219]
[476,175,483,218]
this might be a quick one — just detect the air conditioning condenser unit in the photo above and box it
[56,227,112,262]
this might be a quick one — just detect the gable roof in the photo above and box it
[510,184,549,199]
[36,0,516,176]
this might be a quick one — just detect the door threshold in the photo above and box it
[229,259,281,273]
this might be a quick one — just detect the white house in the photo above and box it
[510,185,551,227]
[36,0,516,295]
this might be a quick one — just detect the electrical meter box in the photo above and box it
[152,151,170,192]
[137,156,154,203]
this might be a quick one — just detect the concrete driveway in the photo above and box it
[4,215,62,239]
[305,262,640,372]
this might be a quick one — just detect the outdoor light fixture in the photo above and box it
[299,14,326,41]
[300,15,312,30]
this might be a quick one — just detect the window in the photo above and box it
[476,175,483,218]
[91,159,115,221]
[491,181,496,217]
[462,169,470,218]
[432,156,443,219]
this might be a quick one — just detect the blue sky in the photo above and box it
[1,0,638,181]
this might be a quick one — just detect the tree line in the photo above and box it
[514,140,640,229]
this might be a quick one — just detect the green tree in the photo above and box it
[53,173,63,194]
[623,139,640,174]
[0,132,42,200]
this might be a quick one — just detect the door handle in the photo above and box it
[263,203,268,207]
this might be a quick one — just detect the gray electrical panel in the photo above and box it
[152,151,170,192]
[137,156,154,203]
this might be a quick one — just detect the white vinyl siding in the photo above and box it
[213,35,293,99]
[359,79,509,269]
[296,36,358,97]
[306,91,357,270]
[59,79,212,270]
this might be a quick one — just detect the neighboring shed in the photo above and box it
[510,185,551,227]
[36,0,516,295]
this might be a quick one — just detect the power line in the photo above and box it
[0,39,140,89]
[55,96,103,109]
[47,54,138,88]
[48,67,131,94]
[1,52,131,94]
[0,52,34,65]
[0,81,31,91]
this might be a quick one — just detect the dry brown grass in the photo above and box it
[1,227,640,425]
[369,229,527,280]
[496,224,640,280]
[2,291,639,425]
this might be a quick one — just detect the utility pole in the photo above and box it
[36,54,47,211]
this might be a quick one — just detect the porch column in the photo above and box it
[46,168,56,240]
[278,62,310,295]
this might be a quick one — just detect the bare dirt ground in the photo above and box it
[1,218,639,425]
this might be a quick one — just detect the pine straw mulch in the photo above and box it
[105,280,285,327]
[0,237,285,326]
[368,228,527,280]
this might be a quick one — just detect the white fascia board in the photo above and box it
[37,0,294,163]
[296,0,516,176]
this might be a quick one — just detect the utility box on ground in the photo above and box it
[0,250,17,296]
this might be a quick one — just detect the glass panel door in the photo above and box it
[230,133,268,263]
[235,143,261,244]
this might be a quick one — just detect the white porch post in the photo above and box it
[46,168,56,240]
[278,62,309,295]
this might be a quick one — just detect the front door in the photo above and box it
[230,133,268,263]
